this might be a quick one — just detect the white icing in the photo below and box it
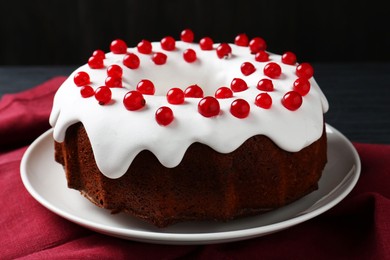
[50,41,329,179]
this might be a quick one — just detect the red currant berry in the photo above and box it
[293,77,311,96]
[80,86,94,98]
[94,86,112,105]
[255,93,272,109]
[110,39,127,54]
[263,62,282,78]
[198,96,220,117]
[255,51,269,62]
[230,78,248,92]
[241,62,256,76]
[257,78,274,91]
[216,43,232,59]
[215,87,233,99]
[123,90,146,111]
[181,29,194,42]
[107,64,123,78]
[105,76,122,88]
[155,106,174,126]
[123,53,140,69]
[136,79,155,95]
[92,49,105,59]
[137,39,152,54]
[184,84,204,98]
[167,88,185,104]
[161,36,176,51]
[249,37,267,53]
[199,37,214,50]
[230,99,250,119]
[183,49,197,63]
[74,71,90,86]
[235,33,249,46]
[282,91,303,111]
[88,56,104,69]
[152,52,167,65]
[282,51,297,65]
[296,62,314,78]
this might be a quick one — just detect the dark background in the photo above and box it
[0,0,389,65]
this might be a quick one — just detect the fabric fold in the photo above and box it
[0,77,66,150]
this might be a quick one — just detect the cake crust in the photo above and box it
[55,122,327,227]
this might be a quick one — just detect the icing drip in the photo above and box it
[50,41,329,179]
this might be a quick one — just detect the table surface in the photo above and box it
[0,63,389,144]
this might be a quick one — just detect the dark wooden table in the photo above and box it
[1,63,389,144]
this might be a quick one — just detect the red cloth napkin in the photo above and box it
[1,77,390,259]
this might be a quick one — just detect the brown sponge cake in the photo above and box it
[55,122,326,227]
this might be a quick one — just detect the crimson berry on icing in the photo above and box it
[184,84,204,98]
[92,50,105,60]
[161,36,176,51]
[181,29,194,42]
[137,39,152,54]
[167,88,185,104]
[105,76,122,88]
[241,62,256,76]
[74,71,90,86]
[293,78,311,96]
[263,62,282,78]
[136,79,155,95]
[80,86,94,98]
[88,56,104,69]
[230,99,250,119]
[255,51,269,62]
[110,39,127,54]
[230,78,248,92]
[107,64,123,78]
[282,91,303,111]
[198,96,220,117]
[257,78,274,91]
[123,53,140,69]
[235,33,249,46]
[215,87,233,99]
[199,37,214,50]
[296,63,314,78]
[183,49,197,63]
[216,43,232,59]
[155,106,174,126]
[94,86,112,105]
[282,51,297,65]
[255,93,272,109]
[152,52,167,65]
[249,37,267,53]
[123,90,146,111]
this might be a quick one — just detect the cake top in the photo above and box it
[50,29,328,178]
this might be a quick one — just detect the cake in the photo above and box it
[50,29,329,227]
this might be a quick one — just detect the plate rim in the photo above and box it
[20,124,361,244]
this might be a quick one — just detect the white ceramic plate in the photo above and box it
[20,124,360,245]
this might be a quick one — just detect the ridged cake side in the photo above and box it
[55,122,327,227]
